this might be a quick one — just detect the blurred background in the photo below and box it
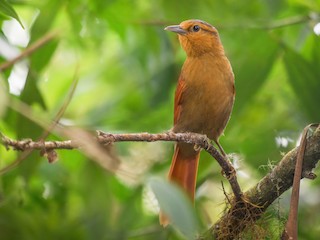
[0,0,320,239]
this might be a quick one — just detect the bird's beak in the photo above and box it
[164,25,187,35]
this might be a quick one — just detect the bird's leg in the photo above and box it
[214,139,227,157]
[214,139,237,178]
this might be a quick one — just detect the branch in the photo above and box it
[260,14,314,30]
[0,131,242,200]
[0,131,210,150]
[1,135,78,150]
[207,124,320,240]
[0,31,59,71]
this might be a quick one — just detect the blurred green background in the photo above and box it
[0,0,320,239]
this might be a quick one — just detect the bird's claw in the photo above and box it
[221,163,237,180]
[194,144,201,151]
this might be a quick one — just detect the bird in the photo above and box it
[160,19,235,226]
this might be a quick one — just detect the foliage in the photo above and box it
[0,0,320,239]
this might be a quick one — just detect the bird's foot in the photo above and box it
[202,135,212,151]
[221,165,237,180]
[194,144,201,151]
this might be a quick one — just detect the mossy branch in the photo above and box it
[206,124,320,240]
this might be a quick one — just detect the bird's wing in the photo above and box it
[174,74,186,125]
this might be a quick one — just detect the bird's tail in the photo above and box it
[160,143,200,226]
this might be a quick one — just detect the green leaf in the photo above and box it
[0,0,24,28]
[226,30,279,114]
[149,178,198,239]
[0,76,8,117]
[20,72,46,109]
[29,0,62,42]
[283,45,320,121]
[18,0,62,109]
[29,38,59,74]
[149,62,178,107]
[29,0,62,72]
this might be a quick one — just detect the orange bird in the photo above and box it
[160,19,235,225]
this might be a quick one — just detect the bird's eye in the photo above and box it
[192,25,200,32]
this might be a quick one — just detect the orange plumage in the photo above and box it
[160,19,235,226]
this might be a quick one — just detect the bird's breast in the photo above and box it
[173,55,235,140]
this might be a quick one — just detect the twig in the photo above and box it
[1,134,78,150]
[260,14,313,30]
[221,181,231,205]
[0,31,59,71]
[97,131,242,200]
[0,69,78,174]
[0,130,242,200]
[214,14,317,31]
[43,67,79,136]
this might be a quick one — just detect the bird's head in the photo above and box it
[165,19,224,57]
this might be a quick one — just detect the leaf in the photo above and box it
[226,30,279,115]
[29,0,62,42]
[149,62,178,107]
[20,72,47,109]
[283,45,320,121]
[0,0,24,28]
[149,178,198,239]
[29,38,59,75]
[16,0,62,110]
[28,0,62,72]
[0,76,8,117]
